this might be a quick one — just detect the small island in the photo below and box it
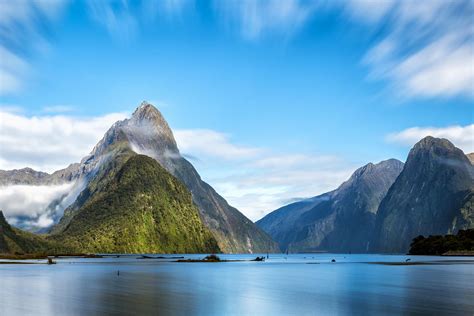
[409,229,474,256]
[177,255,266,262]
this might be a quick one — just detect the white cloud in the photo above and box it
[387,124,474,153]
[174,129,262,160]
[0,181,83,230]
[394,35,474,98]
[210,162,354,221]
[0,109,126,172]
[173,128,355,221]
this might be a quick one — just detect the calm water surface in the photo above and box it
[1,254,473,315]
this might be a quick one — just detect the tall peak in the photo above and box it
[127,102,178,154]
[413,136,455,151]
[408,136,468,164]
[132,101,164,121]
[89,102,178,159]
[350,159,403,181]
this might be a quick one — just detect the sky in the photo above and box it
[0,0,473,225]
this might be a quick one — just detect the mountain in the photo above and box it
[49,149,219,254]
[50,102,277,253]
[0,168,49,185]
[0,164,82,186]
[0,211,61,254]
[371,137,474,253]
[257,159,404,252]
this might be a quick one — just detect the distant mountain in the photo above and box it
[49,102,277,253]
[257,159,404,252]
[49,150,219,254]
[0,164,82,186]
[371,137,474,253]
[0,168,49,185]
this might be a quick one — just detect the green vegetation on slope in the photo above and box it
[409,229,474,255]
[0,211,66,254]
[49,152,220,254]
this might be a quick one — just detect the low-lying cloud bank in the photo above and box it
[0,181,85,231]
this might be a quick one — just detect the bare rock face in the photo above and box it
[371,137,474,253]
[52,102,277,253]
[257,159,404,252]
[467,153,474,164]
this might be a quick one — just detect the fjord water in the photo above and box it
[1,254,473,315]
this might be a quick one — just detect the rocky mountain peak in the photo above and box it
[132,101,165,122]
[407,136,471,170]
[411,136,456,154]
[89,102,179,160]
[342,159,404,189]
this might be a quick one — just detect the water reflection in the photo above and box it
[0,255,473,315]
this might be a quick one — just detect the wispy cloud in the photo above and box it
[173,128,355,220]
[358,0,474,99]
[343,0,395,23]
[0,108,126,172]
[87,0,139,41]
[214,0,320,40]
[387,124,474,153]
[213,0,473,99]
[86,0,192,40]
[175,129,262,160]
[0,0,68,95]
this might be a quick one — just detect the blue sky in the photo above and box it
[0,0,473,221]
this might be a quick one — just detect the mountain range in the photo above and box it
[1,102,472,255]
[0,102,277,254]
[257,136,474,253]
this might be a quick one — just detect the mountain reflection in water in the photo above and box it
[0,254,473,315]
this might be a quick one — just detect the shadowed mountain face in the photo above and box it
[51,102,277,253]
[371,137,474,253]
[257,159,404,252]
